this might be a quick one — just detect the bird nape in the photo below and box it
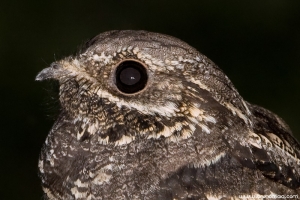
[36,30,300,199]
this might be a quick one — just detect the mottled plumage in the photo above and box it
[36,30,300,199]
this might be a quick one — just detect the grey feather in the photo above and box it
[36,30,300,199]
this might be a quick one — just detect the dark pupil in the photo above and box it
[115,61,148,93]
[119,67,141,85]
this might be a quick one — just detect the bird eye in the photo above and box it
[115,60,148,94]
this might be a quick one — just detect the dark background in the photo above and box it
[1,1,299,199]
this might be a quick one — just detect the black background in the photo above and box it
[1,1,299,199]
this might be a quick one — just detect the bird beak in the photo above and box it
[36,63,61,81]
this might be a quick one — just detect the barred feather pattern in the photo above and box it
[36,30,300,199]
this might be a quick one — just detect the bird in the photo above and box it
[36,30,300,200]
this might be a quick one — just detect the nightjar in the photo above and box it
[36,30,300,199]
